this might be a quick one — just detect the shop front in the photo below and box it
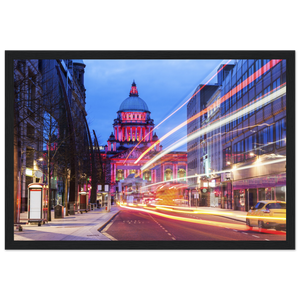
[209,177,221,208]
[220,172,233,209]
[233,173,286,211]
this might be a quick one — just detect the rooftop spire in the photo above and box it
[129,80,139,97]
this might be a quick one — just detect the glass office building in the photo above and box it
[220,59,286,211]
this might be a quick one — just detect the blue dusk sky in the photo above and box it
[84,59,225,150]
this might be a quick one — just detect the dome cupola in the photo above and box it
[118,81,149,112]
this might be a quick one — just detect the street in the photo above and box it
[100,206,286,241]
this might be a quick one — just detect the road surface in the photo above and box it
[100,206,286,241]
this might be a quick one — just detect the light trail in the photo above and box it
[147,204,285,220]
[141,85,286,171]
[120,204,286,235]
[141,157,286,191]
[135,59,282,165]
[123,60,233,164]
[121,203,247,229]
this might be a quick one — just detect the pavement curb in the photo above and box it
[97,210,120,232]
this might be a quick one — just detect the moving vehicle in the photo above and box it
[246,200,286,232]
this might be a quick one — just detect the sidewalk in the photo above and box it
[14,206,120,241]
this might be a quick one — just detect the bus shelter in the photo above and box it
[27,183,48,225]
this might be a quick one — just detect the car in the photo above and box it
[246,200,286,232]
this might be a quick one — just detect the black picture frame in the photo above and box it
[2,46,299,254]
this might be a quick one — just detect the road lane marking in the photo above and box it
[265,239,270,241]
[252,235,260,238]
[148,212,176,240]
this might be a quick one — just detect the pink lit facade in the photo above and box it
[103,81,161,193]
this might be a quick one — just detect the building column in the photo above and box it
[185,164,188,181]
[140,127,142,141]
[114,164,117,182]
[125,127,128,141]
[117,127,119,141]
[150,127,153,141]
[173,164,176,182]
[130,127,133,141]
[135,126,137,141]
[147,127,150,142]
[111,163,113,184]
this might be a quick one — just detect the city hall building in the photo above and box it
[102,81,187,200]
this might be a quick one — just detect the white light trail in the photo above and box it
[141,85,286,171]
[141,157,286,191]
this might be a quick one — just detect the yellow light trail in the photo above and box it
[147,204,285,220]
[120,204,246,230]
[120,204,286,233]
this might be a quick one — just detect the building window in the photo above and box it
[223,146,232,167]
[248,64,254,89]
[178,169,186,180]
[272,77,281,91]
[116,170,124,181]
[263,59,270,74]
[164,168,172,181]
[255,60,262,82]
[231,84,236,105]
[257,124,274,155]
[245,135,257,159]
[263,86,271,109]
[143,171,151,181]
[237,79,242,99]
[233,140,244,163]
[27,123,35,143]
[27,81,35,110]
[275,118,286,149]
[242,72,248,94]
[256,92,262,110]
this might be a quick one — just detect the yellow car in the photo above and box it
[246,200,286,232]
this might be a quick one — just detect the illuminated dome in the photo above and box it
[118,81,149,112]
